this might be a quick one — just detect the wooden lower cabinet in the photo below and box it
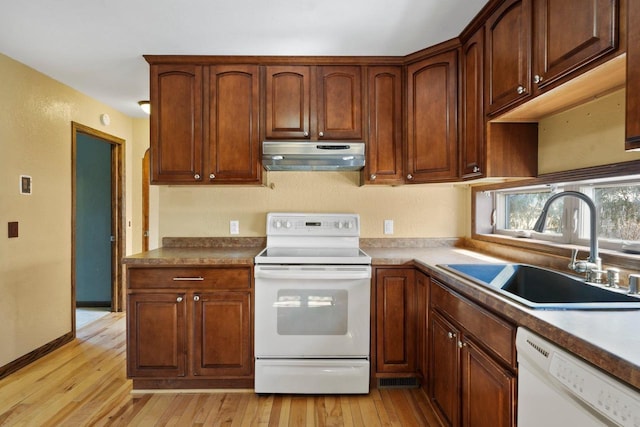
[126,266,253,389]
[429,278,516,427]
[192,291,252,377]
[374,268,417,376]
[127,292,187,378]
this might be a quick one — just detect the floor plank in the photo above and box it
[0,313,442,426]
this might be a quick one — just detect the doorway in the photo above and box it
[71,122,124,332]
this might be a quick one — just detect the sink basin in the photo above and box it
[438,263,640,310]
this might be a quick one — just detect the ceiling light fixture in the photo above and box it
[138,100,151,115]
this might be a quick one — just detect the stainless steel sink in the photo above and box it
[438,263,640,310]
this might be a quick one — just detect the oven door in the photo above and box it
[254,265,371,358]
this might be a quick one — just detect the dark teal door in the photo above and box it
[76,133,112,306]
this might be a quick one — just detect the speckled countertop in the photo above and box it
[122,238,640,391]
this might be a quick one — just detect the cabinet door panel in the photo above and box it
[127,293,186,377]
[207,65,261,183]
[461,339,515,427]
[626,0,640,150]
[193,292,252,377]
[366,66,403,184]
[534,0,617,91]
[461,29,485,179]
[429,312,459,427]
[150,64,203,183]
[406,50,458,182]
[317,66,363,140]
[265,66,311,139]
[485,0,532,115]
[375,268,416,374]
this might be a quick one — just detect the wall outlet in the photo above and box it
[230,220,240,235]
[384,219,394,235]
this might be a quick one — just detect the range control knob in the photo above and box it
[274,220,282,229]
[345,221,354,229]
[284,221,292,229]
[336,221,344,229]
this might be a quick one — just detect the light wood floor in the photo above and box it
[0,313,441,426]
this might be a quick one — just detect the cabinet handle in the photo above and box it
[407,174,414,180]
[194,173,201,180]
[447,332,456,339]
[370,174,376,181]
[176,296,183,303]
[319,131,324,137]
[172,277,204,281]
[193,295,200,302]
[209,173,215,180]
[517,85,526,95]
[533,74,543,84]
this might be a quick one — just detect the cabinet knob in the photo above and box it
[193,295,200,302]
[533,74,543,84]
[194,173,201,180]
[407,174,414,180]
[447,332,456,339]
[473,166,480,173]
[370,174,377,181]
[458,341,467,348]
[319,131,324,137]
[209,173,215,180]
[517,85,526,95]
[176,296,183,303]
[303,131,309,137]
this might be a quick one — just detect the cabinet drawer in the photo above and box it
[128,267,251,290]
[431,279,515,368]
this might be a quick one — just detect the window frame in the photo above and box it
[471,160,640,270]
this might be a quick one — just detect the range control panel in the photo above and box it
[266,213,360,237]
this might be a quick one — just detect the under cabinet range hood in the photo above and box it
[262,141,365,171]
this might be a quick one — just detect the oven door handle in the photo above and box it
[255,266,371,280]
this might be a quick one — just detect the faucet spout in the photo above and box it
[533,190,601,270]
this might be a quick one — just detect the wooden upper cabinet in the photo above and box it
[150,64,204,183]
[627,0,640,150]
[265,66,311,139]
[533,0,618,92]
[264,65,363,141]
[317,66,363,140]
[406,49,459,183]
[486,0,619,117]
[206,65,261,184]
[365,66,403,184]
[149,63,261,184]
[485,0,532,116]
[461,28,485,180]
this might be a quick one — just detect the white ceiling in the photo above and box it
[0,0,487,118]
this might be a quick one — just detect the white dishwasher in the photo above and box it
[516,328,640,427]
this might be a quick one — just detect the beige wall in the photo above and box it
[158,176,469,239]
[0,53,136,367]
[538,89,640,173]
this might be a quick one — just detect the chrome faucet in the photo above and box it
[533,191,602,277]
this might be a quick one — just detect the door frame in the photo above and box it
[71,122,125,330]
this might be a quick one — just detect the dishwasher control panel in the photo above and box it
[517,327,640,427]
[550,353,640,426]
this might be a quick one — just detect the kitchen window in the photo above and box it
[485,176,640,253]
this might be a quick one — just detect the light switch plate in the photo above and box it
[230,220,240,235]
[384,219,394,235]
